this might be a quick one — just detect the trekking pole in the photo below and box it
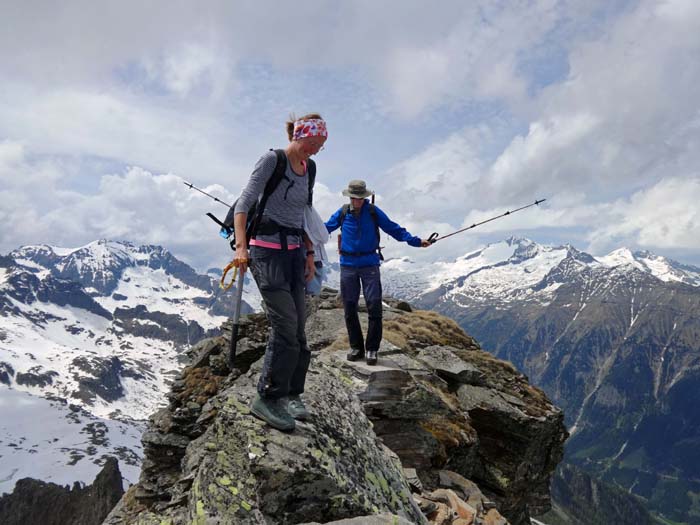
[183,181,233,209]
[183,181,236,239]
[229,271,245,370]
[427,199,547,244]
[186,180,249,369]
[220,261,246,370]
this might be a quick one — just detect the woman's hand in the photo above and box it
[234,247,250,274]
[420,239,432,247]
[305,253,316,283]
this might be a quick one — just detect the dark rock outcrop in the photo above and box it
[104,288,566,525]
[15,368,59,388]
[0,361,14,385]
[113,304,213,347]
[0,457,124,525]
[0,254,15,268]
[70,355,146,404]
[4,271,112,320]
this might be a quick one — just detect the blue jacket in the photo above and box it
[325,200,422,267]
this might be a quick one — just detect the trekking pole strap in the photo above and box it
[220,259,250,291]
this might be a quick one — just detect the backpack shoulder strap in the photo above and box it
[369,204,383,260]
[368,203,378,221]
[261,149,288,198]
[256,150,288,212]
[307,158,316,206]
[246,149,288,241]
[339,203,351,226]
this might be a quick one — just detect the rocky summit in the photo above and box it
[103,288,567,525]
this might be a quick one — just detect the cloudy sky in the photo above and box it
[1,0,699,271]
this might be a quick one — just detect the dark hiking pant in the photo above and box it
[250,245,310,399]
[340,265,383,353]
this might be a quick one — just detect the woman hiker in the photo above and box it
[325,180,431,366]
[233,114,327,432]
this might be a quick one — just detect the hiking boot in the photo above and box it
[366,350,378,366]
[347,347,365,361]
[287,395,310,421]
[250,395,295,432]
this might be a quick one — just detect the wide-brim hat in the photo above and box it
[342,179,373,199]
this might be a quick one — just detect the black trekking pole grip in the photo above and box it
[428,232,439,244]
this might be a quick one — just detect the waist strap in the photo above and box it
[253,218,304,251]
[250,239,301,250]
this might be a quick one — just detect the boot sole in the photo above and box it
[346,354,365,361]
[250,405,295,432]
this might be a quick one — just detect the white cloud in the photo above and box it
[371,0,700,262]
[587,176,700,253]
[140,42,235,99]
[0,1,583,118]
[0,145,227,269]
[2,1,700,267]
[378,127,490,222]
[0,85,252,183]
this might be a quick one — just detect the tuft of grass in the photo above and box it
[383,309,479,351]
[178,366,225,406]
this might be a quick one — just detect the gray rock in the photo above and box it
[187,336,223,369]
[417,345,486,385]
[104,294,565,525]
[403,468,423,493]
[300,515,416,524]
[0,457,123,525]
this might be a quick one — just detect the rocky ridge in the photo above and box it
[104,288,567,525]
[0,457,124,525]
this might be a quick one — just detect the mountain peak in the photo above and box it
[596,247,700,285]
[598,247,637,267]
[9,240,204,296]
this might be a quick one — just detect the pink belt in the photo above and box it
[250,238,301,250]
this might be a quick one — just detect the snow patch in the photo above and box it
[0,388,143,493]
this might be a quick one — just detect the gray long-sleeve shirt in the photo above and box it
[234,150,308,246]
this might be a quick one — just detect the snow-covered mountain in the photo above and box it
[0,240,250,493]
[380,236,700,306]
[4,236,699,520]
[376,237,700,523]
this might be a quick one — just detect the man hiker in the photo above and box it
[325,180,431,365]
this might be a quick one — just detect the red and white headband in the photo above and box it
[293,118,328,141]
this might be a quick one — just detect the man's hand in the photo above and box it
[305,253,316,283]
[420,239,432,247]
[234,247,250,274]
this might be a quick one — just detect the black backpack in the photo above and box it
[337,202,383,260]
[208,149,316,250]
